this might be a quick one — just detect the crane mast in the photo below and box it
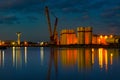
[45,6,58,45]
[45,6,52,41]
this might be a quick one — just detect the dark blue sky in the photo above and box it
[0,0,120,42]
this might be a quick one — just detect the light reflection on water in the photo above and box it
[0,47,120,80]
[0,50,4,67]
[40,47,44,65]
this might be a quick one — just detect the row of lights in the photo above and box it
[98,35,113,44]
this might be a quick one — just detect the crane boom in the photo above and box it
[53,18,58,37]
[45,6,52,39]
[45,6,58,45]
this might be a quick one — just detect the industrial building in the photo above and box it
[92,34,120,45]
[59,27,120,46]
[44,6,120,46]
[77,27,85,44]
[77,27,92,45]
[60,27,92,45]
[60,29,77,45]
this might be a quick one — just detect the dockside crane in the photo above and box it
[53,17,58,44]
[45,6,58,45]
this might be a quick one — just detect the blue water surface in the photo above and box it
[0,47,120,80]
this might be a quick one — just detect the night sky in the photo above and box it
[0,0,120,42]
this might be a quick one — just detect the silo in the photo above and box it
[60,29,67,45]
[60,29,77,45]
[60,30,62,45]
[63,30,67,45]
[77,27,85,44]
[85,27,92,44]
[67,29,75,44]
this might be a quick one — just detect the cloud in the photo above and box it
[107,22,120,34]
[46,0,90,13]
[0,14,19,24]
[0,0,47,24]
[85,1,108,10]
[101,11,115,18]
[100,4,120,27]
[26,15,39,22]
[0,0,46,12]
[0,0,120,25]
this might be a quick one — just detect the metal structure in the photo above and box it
[45,6,58,45]
[16,32,21,46]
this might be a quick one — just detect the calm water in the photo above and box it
[0,47,120,80]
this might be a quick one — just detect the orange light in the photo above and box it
[12,42,15,45]
[24,41,28,45]
[110,53,113,65]
[98,39,101,44]
[110,35,113,38]
[99,48,103,68]
[100,35,103,38]
[105,36,108,39]
[105,50,108,70]
[110,53,113,57]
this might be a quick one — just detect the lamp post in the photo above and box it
[16,32,21,46]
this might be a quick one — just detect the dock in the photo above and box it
[0,44,120,49]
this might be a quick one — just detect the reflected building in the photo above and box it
[85,48,92,69]
[97,48,119,70]
[40,47,44,65]
[107,48,119,65]
[12,47,22,68]
[12,47,15,67]
[77,48,85,70]
[98,48,107,69]
[0,50,4,67]
[25,47,27,65]
[60,48,77,68]
[12,47,28,68]
[77,48,92,71]
[59,48,92,71]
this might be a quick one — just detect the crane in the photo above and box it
[45,6,58,45]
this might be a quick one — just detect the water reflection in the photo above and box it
[0,47,119,71]
[12,47,15,67]
[40,47,44,65]
[98,48,108,70]
[0,47,120,80]
[110,53,113,65]
[0,50,4,67]
[12,47,22,68]
[25,47,27,64]
[59,48,120,71]
[97,48,119,70]
[60,48,77,68]
[60,48,92,71]
[47,48,58,80]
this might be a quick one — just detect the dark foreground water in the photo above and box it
[0,47,120,80]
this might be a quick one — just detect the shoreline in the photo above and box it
[0,44,120,49]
